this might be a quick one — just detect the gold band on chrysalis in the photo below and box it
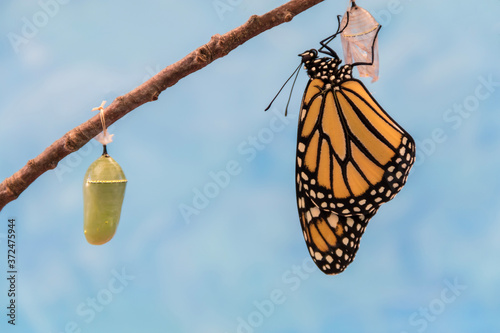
[342,25,379,38]
[86,180,128,184]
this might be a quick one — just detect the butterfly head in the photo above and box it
[300,49,343,80]
[299,49,318,64]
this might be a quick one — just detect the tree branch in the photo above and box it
[0,0,324,211]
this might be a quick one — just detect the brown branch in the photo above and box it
[0,0,324,211]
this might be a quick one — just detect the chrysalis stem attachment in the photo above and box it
[92,100,108,135]
[92,100,114,146]
[102,144,108,156]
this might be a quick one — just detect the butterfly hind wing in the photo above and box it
[296,178,375,274]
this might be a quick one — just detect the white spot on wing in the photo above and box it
[298,142,306,152]
[306,211,312,222]
[310,207,320,218]
[327,213,339,228]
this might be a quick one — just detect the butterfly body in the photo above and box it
[296,49,415,274]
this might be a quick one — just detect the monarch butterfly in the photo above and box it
[268,9,415,274]
[83,145,127,245]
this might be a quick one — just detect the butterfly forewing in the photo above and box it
[296,76,415,217]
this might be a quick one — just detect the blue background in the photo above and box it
[1,0,499,332]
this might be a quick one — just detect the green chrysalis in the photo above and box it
[83,146,127,245]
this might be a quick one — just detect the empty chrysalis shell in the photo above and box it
[340,2,381,82]
[83,147,127,245]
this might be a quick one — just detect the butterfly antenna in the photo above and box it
[265,62,302,113]
[284,62,302,116]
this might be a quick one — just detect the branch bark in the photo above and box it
[0,0,324,211]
